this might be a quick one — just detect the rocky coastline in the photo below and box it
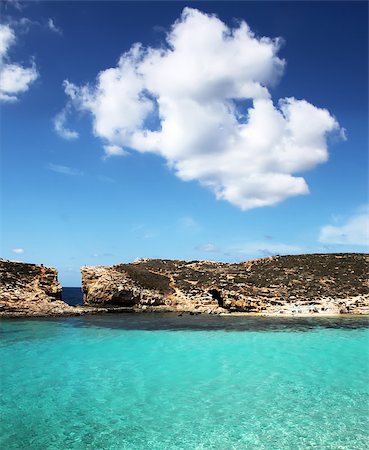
[81,254,369,315]
[1,254,368,317]
[0,259,103,317]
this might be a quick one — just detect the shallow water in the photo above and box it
[1,315,368,449]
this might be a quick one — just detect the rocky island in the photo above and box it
[0,259,94,317]
[1,254,368,317]
[82,253,369,315]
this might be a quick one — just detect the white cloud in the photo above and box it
[12,248,24,254]
[0,23,38,102]
[53,107,79,140]
[179,216,199,229]
[0,23,15,59]
[196,243,220,253]
[3,1,25,12]
[233,241,303,258]
[47,18,62,35]
[48,163,83,176]
[60,7,343,210]
[196,240,303,259]
[319,208,369,246]
[0,62,38,102]
[103,144,127,158]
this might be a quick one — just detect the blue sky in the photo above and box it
[1,1,368,286]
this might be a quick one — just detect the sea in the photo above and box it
[62,287,84,306]
[1,310,368,449]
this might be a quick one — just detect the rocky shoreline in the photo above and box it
[1,254,368,318]
[0,259,103,318]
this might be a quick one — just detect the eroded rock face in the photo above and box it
[0,259,84,317]
[81,264,174,310]
[82,254,369,314]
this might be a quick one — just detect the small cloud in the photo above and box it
[257,248,279,257]
[232,241,303,259]
[0,62,38,103]
[3,0,26,11]
[12,248,24,254]
[196,243,220,253]
[103,144,128,159]
[6,17,37,35]
[53,107,79,140]
[152,25,166,34]
[0,24,38,102]
[47,18,62,35]
[179,216,199,229]
[319,207,369,246]
[48,163,83,176]
[0,25,15,62]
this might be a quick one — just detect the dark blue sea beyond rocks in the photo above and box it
[62,287,84,305]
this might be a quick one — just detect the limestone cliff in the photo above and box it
[82,254,369,315]
[0,259,84,317]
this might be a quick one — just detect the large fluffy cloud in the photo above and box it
[60,7,342,210]
[0,23,38,102]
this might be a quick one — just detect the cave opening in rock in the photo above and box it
[110,292,137,307]
[208,289,224,308]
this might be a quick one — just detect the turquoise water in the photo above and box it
[1,315,368,449]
